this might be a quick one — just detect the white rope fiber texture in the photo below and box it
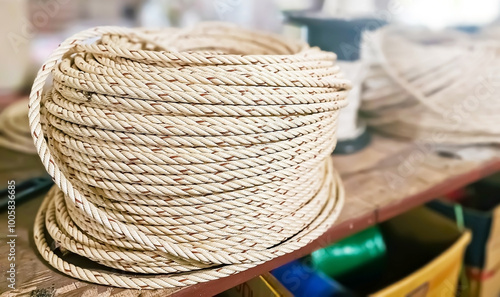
[361,27,500,144]
[29,23,350,289]
[0,98,36,154]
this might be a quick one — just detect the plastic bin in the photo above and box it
[218,272,292,297]
[369,207,471,297]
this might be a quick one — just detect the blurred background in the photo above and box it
[1,0,500,101]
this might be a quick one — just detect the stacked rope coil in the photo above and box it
[361,26,500,144]
[0,98,36,154]
[29,23,350,289]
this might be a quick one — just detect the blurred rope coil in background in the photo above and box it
[0,98,37,154]
[361,27,500,144]
[29,23,350,289]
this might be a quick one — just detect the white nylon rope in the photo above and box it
[29,23,350,289]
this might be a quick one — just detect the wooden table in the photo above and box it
[2,135,500,297]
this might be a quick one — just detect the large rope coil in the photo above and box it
[29,23,350,289]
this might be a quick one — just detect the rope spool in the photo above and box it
[29,23,350,289]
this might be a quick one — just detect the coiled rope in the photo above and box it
[29,23,350,289]
[361,27,500,144]
[0,98,36,154]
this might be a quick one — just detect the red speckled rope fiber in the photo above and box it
[29,23,350,289]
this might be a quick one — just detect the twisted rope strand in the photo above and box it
[362,27,500,143]
[30,23,349,289]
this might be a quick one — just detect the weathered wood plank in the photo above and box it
[1,135,499,296]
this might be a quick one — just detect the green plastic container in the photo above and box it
[311,225,386,280]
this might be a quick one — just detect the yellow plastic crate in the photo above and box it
[219,272,293,297]
[371,208,471,297]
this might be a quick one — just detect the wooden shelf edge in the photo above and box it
[5,137,500,296]
[172,158,500,297]
[378,158,500,222]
